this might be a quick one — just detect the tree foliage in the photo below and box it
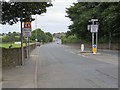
[2,32,20,43]
[30,28,53,43]
[1,1,52,25]
[66,2,120,43]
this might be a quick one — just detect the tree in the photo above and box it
[2,33,15,43]
[66,2,120,43]
[30,28,44,42]
[1,1,52,25]
[45,32,53,42]
[2,32,21,43]
[30,29,53,43]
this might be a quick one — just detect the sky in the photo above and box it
[0,0,77,34]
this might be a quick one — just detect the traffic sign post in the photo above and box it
[23,21,32,58]
[23,22,32,37]
[88,19,99,54]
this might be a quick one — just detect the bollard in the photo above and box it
[92,44,97,54]
[81,44,84,52]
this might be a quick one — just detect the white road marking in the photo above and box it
[77,54,86,57]
[64,49,76,55]
[34,50,39,88]
[35,58,38,88]
[69,51,76,54]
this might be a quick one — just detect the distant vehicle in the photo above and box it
[37,42,41,46]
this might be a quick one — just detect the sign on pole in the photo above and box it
[90,25,98,33]
[87,25,91,31]
[23,22,32,37]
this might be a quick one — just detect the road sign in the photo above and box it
[22,28,31,37]
[24,22,31,28]
[91,19,98,22]
[87,25,91,31]
[23,31,31,37]
[23,22,32,37]
[24,22,31,32]
[91,25,98,32]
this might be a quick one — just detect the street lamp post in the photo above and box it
[35,14,38,46]
[35,14,44,45]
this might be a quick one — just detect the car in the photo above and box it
[36,42,41,46]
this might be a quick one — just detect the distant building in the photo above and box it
[2,33,7,36]
[53,32,66,39]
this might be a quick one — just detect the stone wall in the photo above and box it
[2,44,36,68]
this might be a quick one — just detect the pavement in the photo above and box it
[2,47,40,88]
[2,42,118,88]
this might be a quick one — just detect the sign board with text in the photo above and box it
[23,22,32,37]
[90,25,98,33]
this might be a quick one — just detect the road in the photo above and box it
[2,42,118,88]
[36,42,118,88]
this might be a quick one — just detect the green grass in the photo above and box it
[0,43,26,48]
[15,36,20,38]
[0,36,4,38]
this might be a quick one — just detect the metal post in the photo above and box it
[28,37,30,58]
[109,32,111,49]
[36,15,37,46]
[96,32,98,53]
[21,18,24,65]
[26,37,28,58]
[92,33,94,51]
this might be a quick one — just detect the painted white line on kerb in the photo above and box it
[34,49,39,88]
[35,58,38,88]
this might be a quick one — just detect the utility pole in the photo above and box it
[20,17,24,65]
[35,14,38,45]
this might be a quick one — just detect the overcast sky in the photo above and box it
[0,0,77,34]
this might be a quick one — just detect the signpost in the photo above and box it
[23,21,32,58]
[88,19,99,54]
[23,22,32,37]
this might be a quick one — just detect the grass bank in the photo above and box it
[0,43,35,48]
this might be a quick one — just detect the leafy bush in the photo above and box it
[61,35,79,44]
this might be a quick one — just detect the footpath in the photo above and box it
[2,47,40,88]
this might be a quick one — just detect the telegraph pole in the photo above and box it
[35,14,38,45]
[20,17,24,65]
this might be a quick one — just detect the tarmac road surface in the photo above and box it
[2,42,118,88]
